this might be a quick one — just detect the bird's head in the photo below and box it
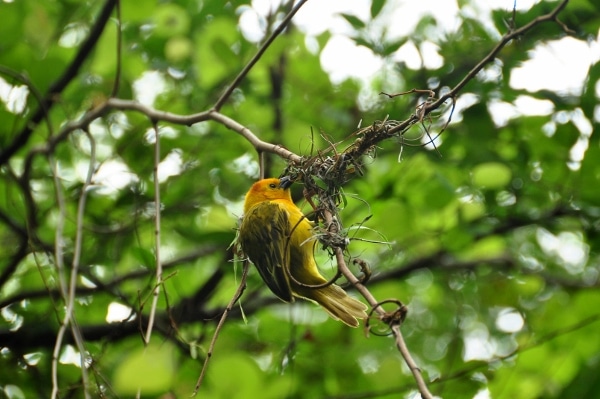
[244,177,294,211]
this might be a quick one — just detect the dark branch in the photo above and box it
[0,0,118,166]
[387,0,570,136]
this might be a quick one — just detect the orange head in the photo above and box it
[244,177,293,212]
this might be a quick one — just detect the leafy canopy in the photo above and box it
[0,0,599,398]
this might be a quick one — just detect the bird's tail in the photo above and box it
[296,284,368,327]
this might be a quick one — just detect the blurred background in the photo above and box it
[0,0,599,398]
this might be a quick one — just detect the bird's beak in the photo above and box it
[279,176,293,189]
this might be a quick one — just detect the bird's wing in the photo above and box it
[239,202,293,302]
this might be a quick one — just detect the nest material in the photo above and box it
[281,119,404,251]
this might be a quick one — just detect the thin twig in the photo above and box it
[110,0,122,98]
[386,0,571,136]
[0,66,53,291]
[50,128,96,399]
[144,122,163,345]
[435,0,570,104]
[0,246,221,310]
[212,0,310,111]
[134,124,162,399]
[326,312,600,399]
[192,261,250,396]
[0,0,118,166]
[50,155,67,399]
[68,129,96,398]
[323,211,433,399]
[67,130,96,398]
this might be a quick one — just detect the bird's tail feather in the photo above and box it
[296,284,368,327]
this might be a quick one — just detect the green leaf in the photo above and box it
[121,0,156,22]
[2,2,599,397]
[472,162,512,189]
[457,235,506,261]
[370,0,386,19]
[382,38,408,56]
[194,16,241,87]
[130,246,155,267]
[340,13,366,30]
[113,343,176,395]
[153,3,190,38]
[165,36,193,62]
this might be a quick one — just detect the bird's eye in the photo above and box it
[268,183,277,189]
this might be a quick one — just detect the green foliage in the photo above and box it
[113,342,177,395]
[0,0,599,398]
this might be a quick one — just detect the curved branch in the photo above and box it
[193,261,249,396]
[321,210,433,399]
[212,0,310,111]
[0,241,29,290]
[387,0,571,136]
[47,98,303,163]
[0,0,118,166]
[0,246,221,310]
[208,111,302,162]
[0,277,260,352]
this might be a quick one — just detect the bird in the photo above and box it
[238,177,368,327]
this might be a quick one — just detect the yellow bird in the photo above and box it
[238,177,368,327]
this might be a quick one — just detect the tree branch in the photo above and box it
[322,211,433,399]
[43,98,303,163]
[212,0,310,111]
[0,246,221,311]
[387,0,571,136]
[193,261,249,396]
[0,0,118,166]
[142,122,163,346]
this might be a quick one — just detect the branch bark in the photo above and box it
[386,0,571,136]
[323,211,433,399]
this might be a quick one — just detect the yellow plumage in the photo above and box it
[238,177,368,327]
